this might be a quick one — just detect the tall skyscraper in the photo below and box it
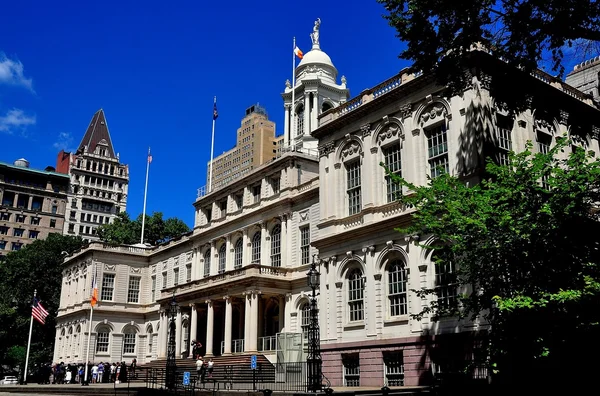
[56,109,129,240]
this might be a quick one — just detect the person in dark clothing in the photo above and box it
[118,362,128,383]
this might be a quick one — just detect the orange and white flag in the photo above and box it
[90,272,98,308]
[294,46,303,59]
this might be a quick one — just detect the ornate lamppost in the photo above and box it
[306,256,322,393]
[166,294,178,390]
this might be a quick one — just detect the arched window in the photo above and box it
[60,328,65,358]
[234,239,243,269]
[322,102,332,113]
[218,244,226,274]
[203,250,211,277]
[270,225,281,267]
[388,260,407,317]
[426,125,449,178]
[123,327,137,355]
[95,326,110,353]
[346,161,362,215]
[300,302,310,337]
[383,143,402,203]
[182,321,189,355]
[67,327,73,357]
[296,104,304,136]
[348,269,364,322]
[251,232,261,263]
[75,325,81,356]
[147,324,154,355]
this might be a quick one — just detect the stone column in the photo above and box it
[192,248,200,281]
[205,300,214,356]
[278,295,285,332]
[189,303,198,358]
[260,222,267,266]
[209,241,216,276]
[225,235,232,271]
[249,291,260,351]
[13,193,18,208]
[303,94,310,136]
[244,293,252,352]
[282,293,292,333]
[224,296,232,354]
[159,311,167,358]
[242,228,249,267]
[280,214,288,267]
[27,196,33,210]
[284,105,290,147]
[286,215,293,267]
[175,308,182,358]
[311,92,319,133]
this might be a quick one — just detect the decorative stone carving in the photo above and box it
[412,128,420,136]
[162,261,167,270]
[592,126,600,140]
[104,264,116,271]
[186,252,192,262]
[151,265,156,274]
[479,72,492,90]
[419,104,447,126]
[559,110,569,124]
[130,267,141,273]
[341,75,347,85]
[310,18,321,46]
[399,104,412,119]
[335,281,343,288]
[518,120,527,128]
[377,123,401,145]
[300,210,309,221]
[462,69,474,91]
[374,273,382,281]
[318,141,335,157]
[285,79,291,89]
[334,162,341,169]
[340,142,362,160]
[360,124,371,137]
[534,118,553,133]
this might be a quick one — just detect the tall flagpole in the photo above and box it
[140,147,151,245]
[83,264,96,385]
[208,96,217,193]
[23,289,36,385]
[290,37,296,149]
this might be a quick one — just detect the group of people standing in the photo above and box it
[195,356,214,384]
[36,360,136,384]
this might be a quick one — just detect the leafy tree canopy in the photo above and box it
[0,234,86,374]
[97,212,190,246]
[389,137,600,382]
[378,0,600,87]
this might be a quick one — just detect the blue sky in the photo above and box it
[0,1,584,228]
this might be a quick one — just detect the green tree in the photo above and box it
[388,138,600,383]
[0,234,86,373]
[378,0,600,87]
[97,211,190,246]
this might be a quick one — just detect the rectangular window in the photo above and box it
[271,177,280,195]
[101,274,115,301]
[12,242,22,251]
[151,276,156,303]
[384,144,402,202]
[13,228,24,237]
[127,276,141,303]
[343,354,360,387]
[388,262,408,317]
[234,192,243,210]
[29,230,39,239]
[186,264,192,282]
[31,217,40,225]
[162,272,167,289]
[123,333,136,354]
[384,351,405,386]
[537,132,552,190]
[173,268,179,286]
[219,200,227,218]
[204,207,212,223]
[51,205,58,214]
[16,214,26,223]
[348,271,364,322]
[96,332,109,353]
[0,226,8,235]
[346,161,362,215]
[434,254,457,311]
[427,125,449,178]
[253,185,261,203]
[50,219,56,228]
[300,226,310,265]
[0,213,9,221]
[0,241,6,250]
[496,116,513,166]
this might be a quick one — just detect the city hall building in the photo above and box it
[54,30,600,386]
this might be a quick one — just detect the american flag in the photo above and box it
[32,297,49,325]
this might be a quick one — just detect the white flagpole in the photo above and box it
[290,37,296,149]
[208,96,217,193]
[83,265,95,385]
[140,147,151,245]
[23,289,36,385]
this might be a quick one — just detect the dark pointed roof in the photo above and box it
[77,109,116,158]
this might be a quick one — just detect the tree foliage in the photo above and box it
[97,212,190,246]
[389,138,600,382]
[0,234,86,374]
[378,0,600,86]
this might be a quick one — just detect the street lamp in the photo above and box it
[306,256,322,393]
[166,294,178,390]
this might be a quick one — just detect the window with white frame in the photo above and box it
[234,192,243,210]
[343,353,360,387]
[348,268,364,322]
[536,131,552,189]
[252,185,261,203]
[162,272,167,289]
[123,329,136,354]
[95,327,110,353]
[301,302,310,338]
[147,325,153,355]
[234,239,243,269]
[384,143,402,202]
[388,260,408,317]
[204,250,211,277]
[270,225,281,267]
[434,251,457,310]
[173,267,179,286]
[218,244,226,273]
[296,105,304,136]
[346,161,362,215]
[271,177,280,195]
[300,226,310,265]
[127,276,141,303]
[496,115,513,166]
[186,264,192,282]
[427,124,449,178]
[101,273,115,301]
[383,351,405,386]
[151,276,156,302]
[251,232,261,263]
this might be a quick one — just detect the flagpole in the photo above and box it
[208,96,217,193]
[83,264,96,386]
[140,147,151,245]
[290,37,296,149]
[23,289,36,385]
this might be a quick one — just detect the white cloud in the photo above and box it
[53,131,76,152]
[0,108,36,134]
[0,52,34,92]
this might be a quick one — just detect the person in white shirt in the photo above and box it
[196,357,204,384]
[91,364,98,384]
